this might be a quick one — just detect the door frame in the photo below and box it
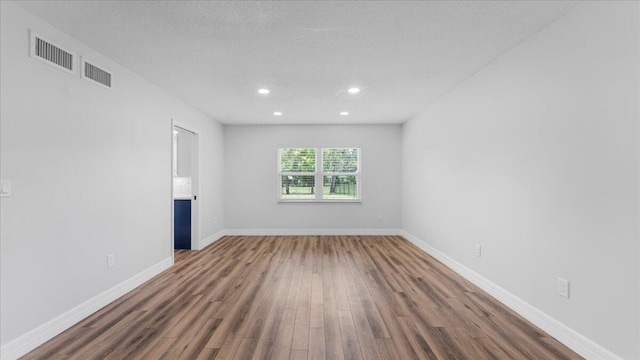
[171,119,201,255]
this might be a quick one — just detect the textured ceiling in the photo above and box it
[14,1,579,125]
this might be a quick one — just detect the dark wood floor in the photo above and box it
[23,235,582,360]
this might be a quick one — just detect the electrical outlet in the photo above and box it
[214,216,218,224]
[0,179,11,197]
[474,244,481,257]
[377,212,383,220]
[107,253,115,268]
[557,278,569,298]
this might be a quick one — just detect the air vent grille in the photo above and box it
[30,33,75,73]
[83,61,112,88]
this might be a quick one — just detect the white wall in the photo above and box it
[224,125,401,231]
[0,1,224,347]
[196,118,225,244]
[402,2,639,359]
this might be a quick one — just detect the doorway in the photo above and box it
[172,122,200,252]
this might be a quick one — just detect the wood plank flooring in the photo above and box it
[22,236,583,360]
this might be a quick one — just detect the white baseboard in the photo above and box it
[199,230,226,249]
[0,257,173,360]
[398,230,623,360]
[223,228,402,236]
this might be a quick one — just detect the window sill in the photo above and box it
[277,199,362,203]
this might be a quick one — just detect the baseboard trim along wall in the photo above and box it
[199,229,227,250]
[223,228,401,236]
[0,257,173,360]
[398,230,623,360]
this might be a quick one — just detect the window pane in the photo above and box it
[281,175,315,199]
[280,148,316,172]
[322,148,358,173]
[323,175,358,199]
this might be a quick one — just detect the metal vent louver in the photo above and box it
[30,32,75,74]
[82,59,112,88]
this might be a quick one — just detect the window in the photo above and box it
[278,147,361,202]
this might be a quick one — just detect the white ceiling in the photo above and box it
[15,1,578,125]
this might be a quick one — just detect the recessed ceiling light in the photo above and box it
[258,88,270,95]
[340,112,349,116]
[273,111,282,116]
[347,87,360,94]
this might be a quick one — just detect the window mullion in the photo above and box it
[316,148,322,200]
[280,172,315,176]
[324,172,357,176]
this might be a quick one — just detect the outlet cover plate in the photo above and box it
[0,179,11,197]
[557,277,569,298]
[107,253,115,268]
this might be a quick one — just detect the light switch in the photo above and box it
[0,179,11,197]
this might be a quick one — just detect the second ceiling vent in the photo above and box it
[81,58,112,89]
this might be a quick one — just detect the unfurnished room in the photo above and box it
[0,1,638,359]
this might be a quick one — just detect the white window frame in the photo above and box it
[277,147,361,203]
